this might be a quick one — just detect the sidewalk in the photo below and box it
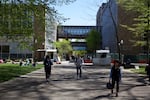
[0,62,150,100]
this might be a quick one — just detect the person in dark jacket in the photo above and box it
[44,55,53,82]
[75,55,82,79]
[110,60,122,97]
[145,62,150,84]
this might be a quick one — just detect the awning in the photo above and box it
[36,49,45,52]
[37,49,57,52]
[46,49,57,52]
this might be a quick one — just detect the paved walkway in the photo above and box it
[0,62,150,100]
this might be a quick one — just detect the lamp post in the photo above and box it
[118,40,124,63]
[120,40,124,64]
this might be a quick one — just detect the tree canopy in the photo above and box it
[54,39,73,57]
[0,0,76,36]
[86,29,101,53]
[0,0,76,50]
[117,0,150,46]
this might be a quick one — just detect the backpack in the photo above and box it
[44,59,52,67]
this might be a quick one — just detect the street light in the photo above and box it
[118,40,124,63]
[120,40,124,64]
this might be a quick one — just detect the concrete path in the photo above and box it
[0,62,150,100]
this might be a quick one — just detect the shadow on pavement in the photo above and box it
[0,63,150,100]
[88,94,113,100]
[0,78,52,100]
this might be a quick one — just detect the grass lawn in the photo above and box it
[0,63,43,83]
[131,66,146,75]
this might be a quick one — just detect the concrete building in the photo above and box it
[96,0,118,53]
[43,19,57,59]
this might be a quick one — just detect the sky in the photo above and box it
[55,0,107,26]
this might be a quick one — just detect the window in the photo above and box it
[0,45,9,53]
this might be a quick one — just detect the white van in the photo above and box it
[93,50,111,65]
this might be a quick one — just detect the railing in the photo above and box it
[58,33,88,38]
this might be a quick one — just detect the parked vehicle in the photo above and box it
[83,56,92,63]
[93,50,111,65]
[0,59,4,63]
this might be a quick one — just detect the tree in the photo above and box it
[86,29,101,53]
[117,0,150,62]
[54,39,73,58]
[117,0,150,46]
[73,50,87,57]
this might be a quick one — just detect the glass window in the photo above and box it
[0,45,9,53]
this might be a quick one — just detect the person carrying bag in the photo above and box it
[109,60,122,97]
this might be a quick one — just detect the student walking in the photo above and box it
[109,60,122,97]
[44,55,53,82]
[75,55,82,79]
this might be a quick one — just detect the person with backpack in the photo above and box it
[109,60,122,97]
[44,55,53,82]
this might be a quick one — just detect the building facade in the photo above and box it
[57,25,96,51]
[96,0,118,53]
[0,2,57,61]
[96,0,141,58]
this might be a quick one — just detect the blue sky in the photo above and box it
[55,0,107,25]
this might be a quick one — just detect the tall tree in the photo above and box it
[86,29,101,53]
[117,0,150,46]
[54,39,73,58]
[0,0,76,50]
[117,0,150,62]
[0,0,75,35]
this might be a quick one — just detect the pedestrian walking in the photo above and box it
[145,62,150,85]
[75,55,82,79]
[44,55,53,82]
[109,60,122,97]
[19,59,23,66]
